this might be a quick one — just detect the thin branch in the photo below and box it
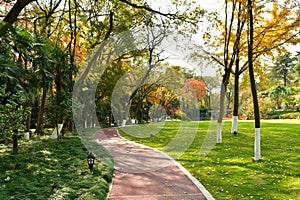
[118,0,177,18]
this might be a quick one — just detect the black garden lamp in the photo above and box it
[87,152,96,170]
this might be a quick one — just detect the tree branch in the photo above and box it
[3,0,35,24]
[118,0,177,18]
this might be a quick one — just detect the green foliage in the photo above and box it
[271,54,295,86]
[0,21,12,36]
[1,24,73,134]
[261,85,294,98]
[239,84,300,120]
[168,110,191,121]
[1,0,207,135]
[0,134,113,199]
[294,53,300,80]
[260,85,296,110]
[0,27,33,145]
[0,85,30,144]
[47,91,72,126]
[95,61,131,127]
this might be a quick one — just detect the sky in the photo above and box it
[146,0,222,77]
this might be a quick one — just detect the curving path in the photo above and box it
[93,128,214,200]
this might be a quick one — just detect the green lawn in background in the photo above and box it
[120,120,300,200]
[0,132,113,200]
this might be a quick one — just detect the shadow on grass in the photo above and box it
[0,133,114,200]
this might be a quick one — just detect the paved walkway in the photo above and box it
[93,128,214,200]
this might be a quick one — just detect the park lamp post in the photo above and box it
[87,152,96,170]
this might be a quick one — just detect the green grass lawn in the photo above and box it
[0,131,113,200]
[120,120,300,200]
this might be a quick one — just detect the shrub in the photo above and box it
[279,112,300,119]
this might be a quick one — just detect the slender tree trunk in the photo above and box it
[56,123,60,141]
[82,103,87,129]
[283,71,287,87]
[35,88,47,135]
[248,0,261,161]
[68,0,78,93]
[25,110,31,132]
[217,71,230,144]
[232,55,240,134]
[13,131,18,153]
[216,0,240,144]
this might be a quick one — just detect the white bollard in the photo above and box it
[24,132,30,140]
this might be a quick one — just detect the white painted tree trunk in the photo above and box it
[216,122,222,144]
[254,128,261,160]
[50,124,63,139]
[121,119,126,127]
[231,116,238,133]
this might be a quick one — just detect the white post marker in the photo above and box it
[231,116,238,133]
[216,122,222,144]
[254,128,261,160]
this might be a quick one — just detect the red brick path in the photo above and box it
[94,128,213,200]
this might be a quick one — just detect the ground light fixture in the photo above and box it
[86,152,96,170]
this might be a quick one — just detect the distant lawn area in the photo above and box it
[120,120,300,200]
[0,132,113,200]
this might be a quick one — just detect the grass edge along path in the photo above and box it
[120,120,300,200]
[0,131,114,200]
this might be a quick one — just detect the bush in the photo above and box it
[170,111,191,121]
[279,112,300,119]
[240,91,275,120]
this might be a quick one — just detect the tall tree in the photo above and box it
[294,53,300,80]
[231,1,246,135]
[247,0,260,161]
[203,0,246,143]
[32,38,56,135]
[0,26,33,151]
[272,54,295,87]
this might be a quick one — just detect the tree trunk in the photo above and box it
[35,88,47,135]
[3,0,34,24]
[68,0,77,92]
[248,0,261,161]
[13,131,18,153]
[56,123,60,141]
[25,111,31,132]
[232,56,240,134]
[283,71,287,87]
[217,71,230,144]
